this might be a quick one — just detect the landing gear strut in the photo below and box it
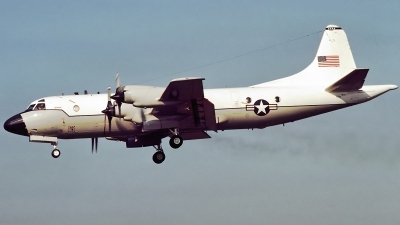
[152,144,165,164]
[169,128,183,149]
[51,143,60,158]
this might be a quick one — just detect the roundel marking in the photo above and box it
[253,99,270,116]
[245,99,278,116]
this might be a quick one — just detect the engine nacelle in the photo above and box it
[122,85,165,105]
[114,102,152,123]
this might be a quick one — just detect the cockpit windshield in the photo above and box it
[26,104,35,112]
[25,100,46,112]
[34,103,46,110]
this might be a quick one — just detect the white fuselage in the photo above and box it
[19,84,395,140]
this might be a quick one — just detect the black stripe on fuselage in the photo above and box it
[214,103,356,111]
[25,109,105,117]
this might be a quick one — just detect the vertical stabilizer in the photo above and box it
[254,25,360,88]
[315,25,356,69]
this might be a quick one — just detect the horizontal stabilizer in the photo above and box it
[325,69,369,92]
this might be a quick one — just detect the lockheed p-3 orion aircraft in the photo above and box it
[4,25,397,164]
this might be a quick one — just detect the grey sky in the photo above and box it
[1,1,399,224]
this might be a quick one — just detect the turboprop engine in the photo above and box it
[101,74,154,128]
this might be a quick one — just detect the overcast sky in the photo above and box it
[1,1,400,224]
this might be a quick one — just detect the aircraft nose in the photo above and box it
[4,114,28,136]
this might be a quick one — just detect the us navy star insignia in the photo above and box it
[246,99,278,116]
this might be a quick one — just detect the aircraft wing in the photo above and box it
[159,77,205,101]
[142,77,217,133]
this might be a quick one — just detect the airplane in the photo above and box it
[4,24,397,164]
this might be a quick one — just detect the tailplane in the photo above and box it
[254,25,361,89]
[325,68,368,92]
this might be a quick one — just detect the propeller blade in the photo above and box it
[103,114,107,135]
[115,73,121,88]
[101,86,115,133]
[111,73,124,119]
[113,101,122,119]
[107,86,111,101]
[108,116,112,133]
[118,102,122,118]
[102,74,125,133]
[140,107,146,123]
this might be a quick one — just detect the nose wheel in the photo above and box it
[51,143,60,158]
[51,149,61,158]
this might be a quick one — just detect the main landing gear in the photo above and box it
[169,135,183,149]
[152,129,184,164]
[152,144,165,164]
[169,128,183,149]
[51,143,60,158]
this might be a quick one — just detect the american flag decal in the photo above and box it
[318,55,340,67]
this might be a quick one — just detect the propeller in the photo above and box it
[91,137,98,153]
[101,87,115,133]
[101,74,129,133]
[140,107,146,123]
[110,73,124,118]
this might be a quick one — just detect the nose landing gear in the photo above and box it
[51,149,61,158]
[51,143,60,158]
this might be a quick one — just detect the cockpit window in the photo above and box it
[34,103,46,110]
[26,104,36,112]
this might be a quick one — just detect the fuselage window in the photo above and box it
[246,97,252,103]
[26,104,36,112]
[34,103,46,110]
